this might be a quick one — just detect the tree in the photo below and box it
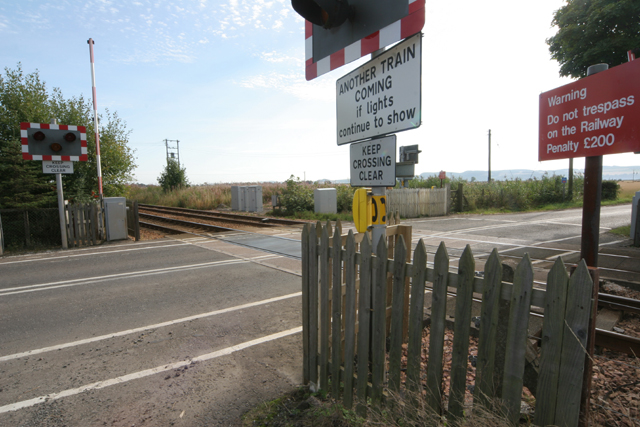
[157,159,189,191]
[547,0,640,78]
[0,64,137,209]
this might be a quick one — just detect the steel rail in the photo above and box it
[598,293,640,316]
[139,213,239,234]
[139,205,278,228]
[138,204,308,226]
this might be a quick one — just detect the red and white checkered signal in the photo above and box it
[304,0,425,80]
[21,122,88,161]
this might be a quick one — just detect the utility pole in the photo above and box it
[487,129,491,182]
[568,158,574,199]
[580,63,608,268]
[164,139,180,166]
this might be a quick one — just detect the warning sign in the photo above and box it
[539,60,640,161]
[350,135,396,187]
[42,160,74,174]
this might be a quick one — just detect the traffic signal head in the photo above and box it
[291,0,354,29]
[20,122,88,161]
[399,145,421,164]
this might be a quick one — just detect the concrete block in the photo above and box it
[246,186,263,213]
[314,188,337,214]
[231,186,245,211]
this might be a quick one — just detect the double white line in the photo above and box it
[0,258,249,297]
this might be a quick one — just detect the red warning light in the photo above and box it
[64,132,77,142]
[33,131,46,141]
[50,143,63,152]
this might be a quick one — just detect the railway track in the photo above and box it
[139,204,308,227]
[138,208,303,259]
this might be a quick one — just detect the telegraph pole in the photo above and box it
[568,158,574,199]
[488,129,492,182]
[164,139,180,166]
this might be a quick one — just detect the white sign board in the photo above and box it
[350,135,396,187]
[42,160,74,174]
[336,33,422,145]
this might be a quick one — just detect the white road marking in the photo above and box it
[0,242,188,265]
[0,327,302,414]
[0,292,301,363]
[0,258,249,297]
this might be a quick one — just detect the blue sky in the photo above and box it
[2,0,639,184]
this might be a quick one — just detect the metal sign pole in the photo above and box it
[56,173,68,249]
[371,187,386,249]
[579,63,609,267]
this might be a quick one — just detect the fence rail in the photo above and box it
[0,208,61,252]
[302,222,594,426]
[386,186,449,218]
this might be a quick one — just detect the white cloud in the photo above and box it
[237,72,333,102]
[260,51,298,63]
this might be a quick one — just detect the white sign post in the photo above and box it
[43,161,73,249]
[350,135,397,187]
[336,33,422,145]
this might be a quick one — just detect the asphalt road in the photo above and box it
[0,236,305,426]
[0,204,636,426]
[398,204,638,282]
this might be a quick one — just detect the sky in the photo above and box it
[2,0,639,185]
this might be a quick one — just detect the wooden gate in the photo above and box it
[66,203,101,247]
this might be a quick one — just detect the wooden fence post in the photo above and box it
[308,223,319,390]
[371,237,388,405]
[356,233,372,416]
[90,203,97,245]
[557,262,593,427]
[23,210,31,247]
[448,245,475,421]
[319,224,331,392]
[426,242,449,414]
[342,231,357,409]
[388,235,407,393]
[301,224,310,385]
[406,241,427,395]
[133,200,140,241]
[474,249,503,407]
[502,254,534,424]
[331,225,343,399]
[535,257,570,426]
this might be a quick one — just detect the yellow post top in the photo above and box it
[352,188,372,233]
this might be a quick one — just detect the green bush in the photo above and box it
[280,175,314,213]
[335,184,356,213]
[601,180,619,201]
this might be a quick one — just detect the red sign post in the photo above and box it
[539,59,640,161]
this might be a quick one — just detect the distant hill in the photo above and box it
[419,166,640,182]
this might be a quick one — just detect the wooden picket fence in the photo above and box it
[386,186,449,218]
[301,222,595,427]
[66,203,101,247]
